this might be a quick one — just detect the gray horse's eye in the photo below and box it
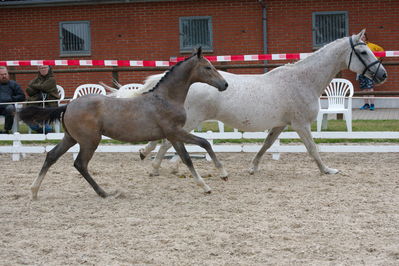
[361,51,367,55]
[205,66,212,70]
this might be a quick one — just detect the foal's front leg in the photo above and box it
[169,129,228,180]
[291,122,339,174]
[169,141,211,193]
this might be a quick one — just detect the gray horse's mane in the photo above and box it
[267,36,348,75]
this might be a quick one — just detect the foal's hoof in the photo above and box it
[220,176,228,181]
[249,168,256,175]
[98,190,108,198]
[204,190,212,194]
[139,150,146,160]
[31,187,39,201]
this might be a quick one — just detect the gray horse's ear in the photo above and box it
[197,46,202,58]
[355,29,366,42]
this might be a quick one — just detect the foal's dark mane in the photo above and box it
[143,53,197,94]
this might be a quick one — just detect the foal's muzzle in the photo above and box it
[218,82,228,91]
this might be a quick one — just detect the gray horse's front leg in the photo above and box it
[139,141,158,160]
[292,123,339,174]
[249,126,285,175]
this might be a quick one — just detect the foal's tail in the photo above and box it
[19,105,67,124]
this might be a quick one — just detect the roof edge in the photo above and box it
[0,0,186,8]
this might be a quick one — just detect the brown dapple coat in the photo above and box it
[20,48,229,200]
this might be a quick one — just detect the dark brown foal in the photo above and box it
[20,48,228,199]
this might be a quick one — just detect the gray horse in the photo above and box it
[20,48,229,200]
[137,30,387,175]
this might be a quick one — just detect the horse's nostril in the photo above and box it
[225,82,229,88]
[382,73,387,79]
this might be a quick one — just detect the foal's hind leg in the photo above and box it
[249,126,285,175]
[150,139,173,176]
[170,129,228,180]
[31,134,77,200]
[291,122,339,174]
[73,140,109,198]
[170,141,211,193]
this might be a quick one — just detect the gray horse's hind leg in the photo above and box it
[73,142,108,198]
[291,123,339,174]
[139,140,158,160]
[170,141,211,193]
[249,126,285,175]
[31,134,77,200]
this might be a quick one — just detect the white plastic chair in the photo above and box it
[317,78,354,132]
[119,83,143,91]
[54,85,66,132]
[56,85,65,104]
[116,83,143,98]
[72,84,106,99]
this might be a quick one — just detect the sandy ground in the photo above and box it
[1,151,399,265]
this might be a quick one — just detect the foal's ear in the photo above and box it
[355,29,366,42]
[196,46,202,58]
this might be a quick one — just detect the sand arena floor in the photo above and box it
[1,151,399,265]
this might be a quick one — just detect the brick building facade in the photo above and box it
[1,0,398,97]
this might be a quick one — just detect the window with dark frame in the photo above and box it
[312,11,348,48]
[59,21,91,56]
[179,16,213,52]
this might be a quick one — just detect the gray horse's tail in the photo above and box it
[19,105,67,124]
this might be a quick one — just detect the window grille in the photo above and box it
[312,11,348,48]
[59,21,91,56]
[179,16,213,52]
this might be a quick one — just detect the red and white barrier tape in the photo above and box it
[0,60,171,67]
[1,51,398,67]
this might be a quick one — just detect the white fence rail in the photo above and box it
[1,131,399,161]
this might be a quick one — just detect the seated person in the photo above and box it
[0,66,26,134]
[26,65,60,133]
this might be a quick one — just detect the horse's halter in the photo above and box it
[348,36,382,82]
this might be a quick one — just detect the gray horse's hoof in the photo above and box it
[220,176,228,181]
[324,168,339,174]
[139,151,146,160]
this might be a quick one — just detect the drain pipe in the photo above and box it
[259,0,268,73]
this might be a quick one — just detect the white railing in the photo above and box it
[1,131,399,161]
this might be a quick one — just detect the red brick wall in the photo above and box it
[0,0,397,97]
[266,0,399,91]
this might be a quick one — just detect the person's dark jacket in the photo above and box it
[0,80,26,103]
[26,67,59,107]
